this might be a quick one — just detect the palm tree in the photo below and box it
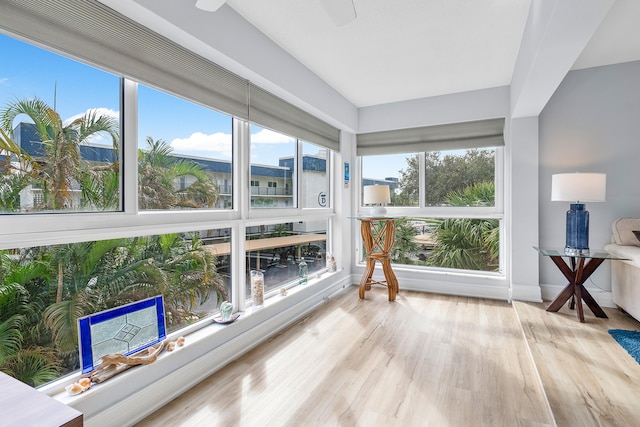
[138,137,218,210]
[42,233,227,370]
[0,128,39,211]
[427,182,499,271]
[391,218,420,264]
[0,252,60,386]
[0,97,119,210]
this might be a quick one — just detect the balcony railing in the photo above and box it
[250,187,293,196]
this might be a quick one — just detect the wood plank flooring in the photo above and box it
[513,300,640,427]
[136,288,553,427]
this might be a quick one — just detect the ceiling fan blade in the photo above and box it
[321,0,357,26]
[195,0,227,12]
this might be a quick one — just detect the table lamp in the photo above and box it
[363,184,390,216]
[551,172,606,255]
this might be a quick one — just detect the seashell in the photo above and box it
[176,336,185,347]
[167,341,176,351]
[65,383,84,396]
[78,378,91,390]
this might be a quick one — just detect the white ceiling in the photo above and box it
[130,0,640,109]
[226,0,532,107]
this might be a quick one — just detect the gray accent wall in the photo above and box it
[539,60,640,303]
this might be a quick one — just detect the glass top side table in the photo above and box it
[533,247,628,322]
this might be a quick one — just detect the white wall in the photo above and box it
[539,60,640,304]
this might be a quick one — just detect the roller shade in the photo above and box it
[249,83,340,151]
[357,118,505,156]
[0,0,250,120]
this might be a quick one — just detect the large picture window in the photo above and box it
[138,85,233,211]
[249,125,296,209]
[301,141,330,209]
[245,221,327,305]
[0,228,230,385]
[357,119,504,274]
[0,33,121,213]
[0,2,338,394]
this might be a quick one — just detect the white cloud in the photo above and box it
[0,77,8,85]
[251,128,295,144]
[63,108,120,146]
[64,107,119,125]
[171,132,232,159]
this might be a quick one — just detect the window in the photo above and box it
[357,119,504,274]
[387,216,500,272]
[362,153,415,207]
[0,1,339,392]
[0,228,230,385]
[0,33,121,214]
[302,141,330,209]
[249,125,296,209]
[245,221,327,306]
[425,148,495,207]
[138,85,233,211]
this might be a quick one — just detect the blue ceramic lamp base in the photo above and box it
[564,203,590,255]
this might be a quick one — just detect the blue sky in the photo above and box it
[0,32,405,179]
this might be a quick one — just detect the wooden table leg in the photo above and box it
[545,255,607,322]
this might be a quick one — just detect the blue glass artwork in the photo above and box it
[78,295,166,374]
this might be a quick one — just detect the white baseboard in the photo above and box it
[510,283,543,303]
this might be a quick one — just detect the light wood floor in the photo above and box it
[137,287,640,427]
[514,299,640,427]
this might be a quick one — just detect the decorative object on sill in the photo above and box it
[219,300,233,321]
[298,257,308,285]
[551,172,606,255]
[363,184,391,216]
[213,313,240,324]
[65,377,92,396]
[166,336,186,352]
[327,253,337,272]
[250,270,264,308]
[86,340,166,384]
[280,287,288,296]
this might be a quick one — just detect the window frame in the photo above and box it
[357,146,505,275]
[0,17,338,390]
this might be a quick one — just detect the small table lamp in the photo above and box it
[363,184,391,216]
[551,172,606,255]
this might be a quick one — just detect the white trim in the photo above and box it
[510,282,543,303]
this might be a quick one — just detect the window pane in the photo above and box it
[250,125,295,208]
[245,221,327,304]
[0,228,230,385]
[138,85,233,210]
[362,153,416,207]
[424,148,496,207]
[0,33,121,213]
[302,141,330,209]
[386,217,500,272]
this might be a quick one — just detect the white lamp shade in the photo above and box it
[363,185,391,205]
[195,0,226,12]
[551,173,606,202]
